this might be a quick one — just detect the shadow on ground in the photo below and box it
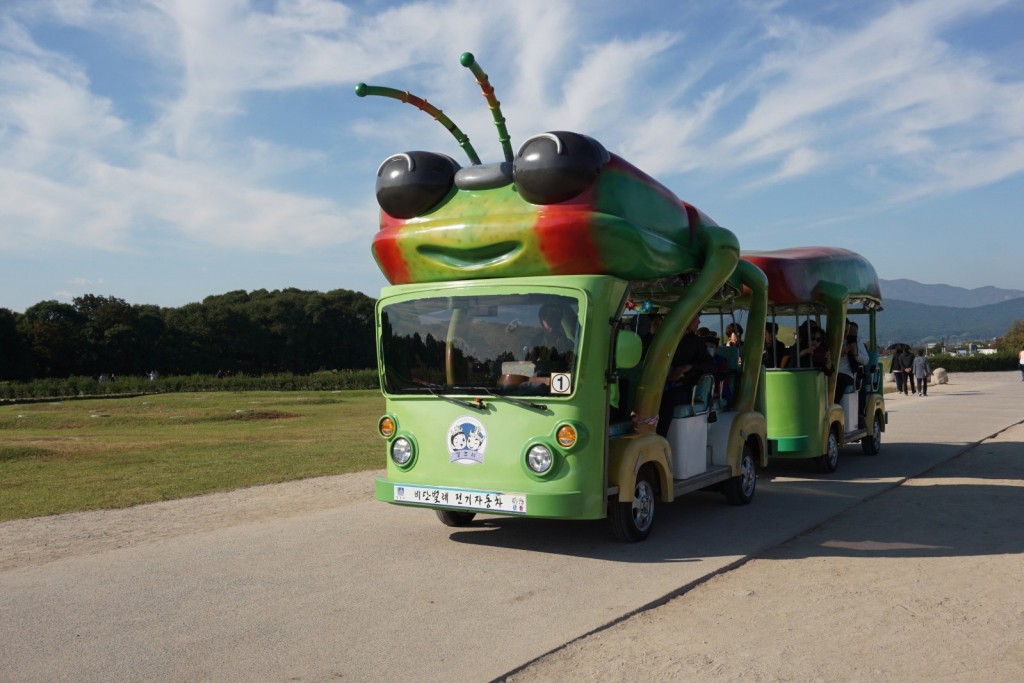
[444,439,1023,563]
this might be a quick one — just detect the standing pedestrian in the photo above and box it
[891,345,907,395]
[1019,346,1024,381]
[898,345,916,395]
[913,349,933,396]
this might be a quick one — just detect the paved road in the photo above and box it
[1,372,1020,682]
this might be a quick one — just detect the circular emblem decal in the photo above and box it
[447,416,487,465]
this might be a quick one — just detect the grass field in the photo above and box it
[0,391,385,522]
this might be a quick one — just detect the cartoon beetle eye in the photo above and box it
[376,151,460,218]
[513,131,609,205]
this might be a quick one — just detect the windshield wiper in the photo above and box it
[413,381,487,411]
[475,386,547,411]
[409,381,546,412]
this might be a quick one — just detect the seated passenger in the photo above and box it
[763,322,787,369]
[725,322,743,350]
[640,314,664,360]
[702,333,732,407]
[835,323,868,416]
[525,303,574,385]
[657,315,716,437]
[786,326,833,374]
[780,320,815,368]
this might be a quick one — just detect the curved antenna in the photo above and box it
[354,82,482,165]
[460,52,513,162]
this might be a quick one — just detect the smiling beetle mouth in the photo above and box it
[416,241,522,269]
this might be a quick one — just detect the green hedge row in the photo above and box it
[3,354,1017,402]
[921,352,1019,373]
[0,369,381,401]
[884,352,1019,374]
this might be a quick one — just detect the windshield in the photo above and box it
[380,293,581,396]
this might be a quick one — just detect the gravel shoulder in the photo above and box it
[0,469,383,571]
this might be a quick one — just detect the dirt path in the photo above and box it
[0,469,383,571]
[506,424,1024,681]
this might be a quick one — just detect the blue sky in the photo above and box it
[2,0,1023,313]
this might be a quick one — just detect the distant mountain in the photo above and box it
[879,279,1024,308]
[877,297,1024,348]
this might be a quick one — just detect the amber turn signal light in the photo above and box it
[556,424,577,448]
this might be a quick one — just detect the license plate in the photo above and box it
[393,484,527,514]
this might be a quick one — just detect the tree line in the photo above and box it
[0,289,376,381]
[4,288,1021,384]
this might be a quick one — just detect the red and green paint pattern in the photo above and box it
[372,155,725,285]
[741,247,882,306]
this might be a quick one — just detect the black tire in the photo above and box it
[861,412,882,455]
[819,428,840,473]
[435,509,476,527]
[608,467,656,542]
[724,444,756,505]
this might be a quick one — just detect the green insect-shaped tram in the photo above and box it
[358,53,883,541]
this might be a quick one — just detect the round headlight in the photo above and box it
[391,437,413,466]
[526,444,553,474]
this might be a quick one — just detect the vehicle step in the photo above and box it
[672,466,732,497]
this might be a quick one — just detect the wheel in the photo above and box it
[608,467,656,542]
[819,429,840,472]
[723,444,756,505]
[435,509,476,527]
[861,412,882,455]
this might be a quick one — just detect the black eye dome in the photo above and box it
[376,151,460,218]
[513,131,609,205]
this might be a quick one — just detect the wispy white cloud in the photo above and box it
[2,0,617,260]
[1,0,377,255]
[0,20,126,168]
[744,147,825,191]
[1,0,1023,310]
[129,152,360,250]
[615,85,727,177]
[0,166,134,250]
[711,0,1024,194]
[551,33,681,134]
